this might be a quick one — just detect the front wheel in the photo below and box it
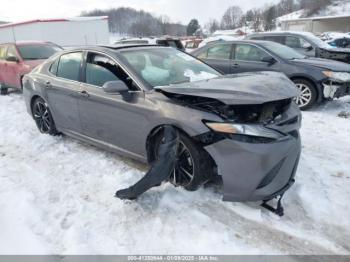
[0,83,8,95]
[153,130,214,191]
[32,97,58,135]
[292,79,317,110]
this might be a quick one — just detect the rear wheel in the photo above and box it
[32,97,58,135]
[292,79,317,110]
[152,130,214,191]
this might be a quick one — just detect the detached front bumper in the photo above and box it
[204,104,302,202]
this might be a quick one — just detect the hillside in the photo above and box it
[81,7,186,37]
[313,0,350,17]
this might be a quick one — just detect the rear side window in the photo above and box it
[0,45,7,60]
[264,36,285,44]
[57,52,83,81]
[207,44,232,59]
[85,53,120,87]
[6,45,18,59]
[49,58,59,75]
[250,36,265,40]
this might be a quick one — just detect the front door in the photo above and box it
[231,43,275,74]
[285,36,316,57]
[198,43,233,74]
[77,51,151,158]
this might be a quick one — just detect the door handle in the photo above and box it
[45,81,52,88]
[232,63,239,68]
[78,90,90,98]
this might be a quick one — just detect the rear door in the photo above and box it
[231,43,273,73]
[77,51,150,158]
[197,43,233,74]
[45,52,83,133]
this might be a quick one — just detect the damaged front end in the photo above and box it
[318,47,350,64]
[322,71,350,99]
[159,88,301,203]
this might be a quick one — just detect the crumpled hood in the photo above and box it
[291,57,350,71]
[321,47,350,53]
[155,71,299,105]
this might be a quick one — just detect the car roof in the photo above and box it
[61,44,171,54]
[247,31,316,38]
[204,39,271,46]
[0,40,53,46]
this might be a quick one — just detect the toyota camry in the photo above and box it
[23,44,302,203]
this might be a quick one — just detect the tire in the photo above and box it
[292,79,317,110]
[152,129,215,191]
[32,97,58,136]
[0,83,8,95]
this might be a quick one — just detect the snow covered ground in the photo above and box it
[0,93,350,255]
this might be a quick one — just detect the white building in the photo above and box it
[0,17,110,46]
[281,14,350,35]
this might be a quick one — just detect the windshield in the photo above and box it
[18,44,62,60]
[119,48,220,87]
[260,41,306,60]
[305,34,332,48]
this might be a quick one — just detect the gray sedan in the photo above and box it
[191,40,350,110]
[23,45,301,202]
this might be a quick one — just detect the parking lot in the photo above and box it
[0,93,349,255]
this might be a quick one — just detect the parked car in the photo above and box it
[246,31,350,64]
[192,40,350,110]
[114,37,185,51]
[184,39,203,52]
[23,45,301,202]
[0,41,62,95]
[327,37,350,48]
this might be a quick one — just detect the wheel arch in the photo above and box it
[146,124,191,164]
[30,95,45,116]
[289,75,323,102]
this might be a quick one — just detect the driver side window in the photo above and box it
[234,44,268,62]
[85,52,138,90]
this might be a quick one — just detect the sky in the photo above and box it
[0,0,279,25]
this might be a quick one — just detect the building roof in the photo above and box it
[0,16,108,29]
[282,14,350,23]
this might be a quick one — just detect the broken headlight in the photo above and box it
[323,71,350,82]
[204,122,283,140]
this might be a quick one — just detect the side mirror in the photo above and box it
[102,80,129,94]
[261,56,276,65]
[6,56,19,63]
[302,43,313,51]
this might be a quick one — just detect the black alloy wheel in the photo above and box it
[32,98,58,135]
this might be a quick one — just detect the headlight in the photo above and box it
[323,71,350,82]
[205,122,283,139]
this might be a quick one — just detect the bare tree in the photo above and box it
[220,6,243,30]
[251,9,263,32]
[205,18,220,34]
[298,0,332,16]
[262,5,277,31]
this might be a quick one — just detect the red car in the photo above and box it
[0,41,62,95]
